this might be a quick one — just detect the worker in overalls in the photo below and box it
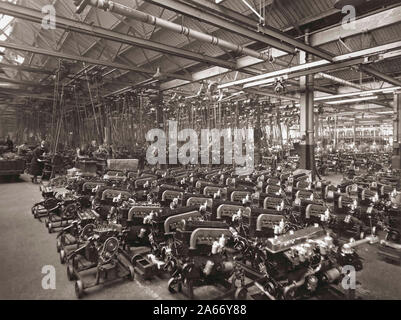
[76,144,89,159]
[88,140,98,157]
[30,141,46,184]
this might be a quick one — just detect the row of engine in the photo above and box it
[30,163,400,299]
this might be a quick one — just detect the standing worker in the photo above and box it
[30,141,46,184]
[5,136,13,152]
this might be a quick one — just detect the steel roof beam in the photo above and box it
[0,76,50,87]
[143,0,296,55]
[160,5,401,91]
[360,65,401,87]
[0,2,236,70]
[216,40,401,89]
[186,0,261,27]
[74,0,274,61]
[309,5,401,47]
[145,0,333,61]
[0,41,192,81]
[0,62,55,75]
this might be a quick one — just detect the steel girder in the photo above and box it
[0,2,236,70]
[0,41,192,81]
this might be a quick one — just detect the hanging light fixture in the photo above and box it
[326,96,379,105]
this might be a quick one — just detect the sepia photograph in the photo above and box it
[0,0,400,305]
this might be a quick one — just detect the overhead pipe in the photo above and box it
[73,0,272,62]
[316,72,368,91]
[316,72,393,109]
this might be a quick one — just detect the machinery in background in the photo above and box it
[378,190,401,264]
[28,152,401,299]
[166,221,247,300]
[0,152,25,180]
[65,224,135,299]
[236,226,364,300]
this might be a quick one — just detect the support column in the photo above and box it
[334,115,338,150]
[158,94,164,130]
[138,95,143,142]
[150,92,164,129]
[254,97,262,165]
[235,102,239,128]
[392,92,401,169]
[104,125,111,145]
[373,126,376,145]
[299,32,315,171]
[314,111,319,146]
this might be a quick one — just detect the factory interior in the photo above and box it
[1,0,401,301]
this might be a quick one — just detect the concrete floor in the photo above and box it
[0,175,178,300]
[0,174,400,300]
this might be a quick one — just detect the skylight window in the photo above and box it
[0,0,20,63]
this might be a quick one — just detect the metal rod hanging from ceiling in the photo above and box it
[73,0,272,61]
